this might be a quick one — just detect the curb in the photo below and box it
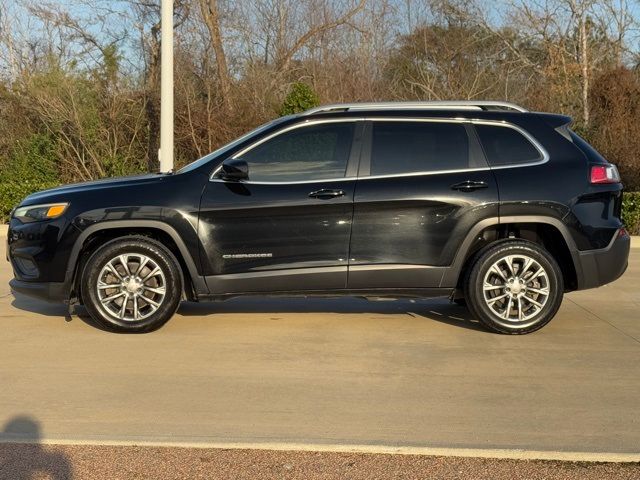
[0,438,639,463]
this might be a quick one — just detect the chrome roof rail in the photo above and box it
[301,101,529,115]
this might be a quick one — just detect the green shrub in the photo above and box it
[623,191,640,235]
[0,134,60,222]
[0,179,59,222]
[279,82,320,116]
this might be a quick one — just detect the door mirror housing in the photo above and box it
[218,159,249,181]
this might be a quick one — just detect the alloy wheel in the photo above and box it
[482,254,550,325]
[96,253,167,322]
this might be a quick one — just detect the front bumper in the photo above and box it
[7,216,78,304]
[575,229,630,290]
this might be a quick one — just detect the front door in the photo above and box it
[348,119,500,289]
[199,120,362,294]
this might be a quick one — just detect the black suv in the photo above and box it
[7,101,630,334]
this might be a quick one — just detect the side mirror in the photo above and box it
[218,159,248,181]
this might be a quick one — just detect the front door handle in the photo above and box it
[308,189,346,199]
[450,181,489,192]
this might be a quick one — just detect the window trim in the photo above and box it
[209,117,549,185]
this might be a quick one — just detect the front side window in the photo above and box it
[475,124,542,166]
[237,122,355,182]
[370,122,471,176]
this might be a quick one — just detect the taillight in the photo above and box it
[590,164,621,184]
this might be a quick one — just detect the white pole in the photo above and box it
[159,0,174,172]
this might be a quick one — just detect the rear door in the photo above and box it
[347,119,500,289]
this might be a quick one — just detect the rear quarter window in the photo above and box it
[475,124,542,166]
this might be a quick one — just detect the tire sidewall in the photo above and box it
[466,241,564,334]
[81,237,182,332]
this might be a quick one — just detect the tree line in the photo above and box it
[1,0,639,218]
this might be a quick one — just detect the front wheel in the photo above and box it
[464,240,564,334]
[81,236,182,333]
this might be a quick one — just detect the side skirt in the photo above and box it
[196,288,454,302]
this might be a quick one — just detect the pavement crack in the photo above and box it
[567,297,640,345]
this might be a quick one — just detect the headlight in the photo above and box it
[13,203,69,223]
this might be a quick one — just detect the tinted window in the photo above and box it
[370,122,470,176]
[238,122,354,182]
[475,124,541,166]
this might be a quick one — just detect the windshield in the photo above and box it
[177,116,294,174]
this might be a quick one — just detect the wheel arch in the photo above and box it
[65,220,207,302]
[442,216,581,292]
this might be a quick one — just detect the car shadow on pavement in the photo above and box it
[9,292,487,333]
[9,294,112,332]
[177,297,488,332]
[0,416,73,480]
[10,294,70,318]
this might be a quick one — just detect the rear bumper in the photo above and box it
[9,279,70,303]
[575,229,630,290]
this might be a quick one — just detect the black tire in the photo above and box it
[463,240,563,334]
[81,236,182,333]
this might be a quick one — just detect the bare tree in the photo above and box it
[198,0,232,112]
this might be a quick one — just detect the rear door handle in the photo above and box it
[308,189,346,199]
[450,181,489,192]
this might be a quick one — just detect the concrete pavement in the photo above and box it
[1,225,639,458]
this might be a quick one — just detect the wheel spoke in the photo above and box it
[106,262,123,281]
[101,291,125,303]
[503,256,516,277]
[144,286,166,295]
[136,256,149,275]
[483,283,503,291]
[517,297,523,321]
[502,296,513,319]
[487,293,509,305]
[119,298,128,318]
[521,257,535,277]
[525,268,544,284]
[119,255,131,276]
[524,294,543,308]
[142,266,161,282]
[489,265,507,281]
[527,287,549,296]
[133,296,139,320]
[142,295,161,308]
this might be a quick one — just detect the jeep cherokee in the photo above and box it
[6,101,630,334]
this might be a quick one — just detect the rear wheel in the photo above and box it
[81,236,182,333]
[464,240,563,334]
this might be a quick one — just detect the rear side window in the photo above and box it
[370,122,471,176]
[475,124,542,166]
[238,122,354,182]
